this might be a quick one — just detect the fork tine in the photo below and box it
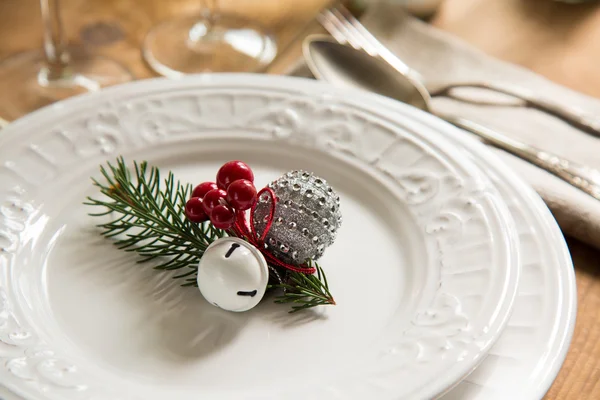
[329,7,379,56]
[333,4,383,55]
[325,3,413,76]
[316,10,349,45]
[318,9,362,50]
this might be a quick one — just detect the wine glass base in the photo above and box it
[143,14,277,77]
[0,49,132,121]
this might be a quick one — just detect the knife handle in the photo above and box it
[431,81,600,139]
[439,113,600,201]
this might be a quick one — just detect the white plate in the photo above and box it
[0,75,520,400]
[410,108,577,400]
[361,85,576,399]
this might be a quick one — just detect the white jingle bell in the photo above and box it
[197,237,269,312]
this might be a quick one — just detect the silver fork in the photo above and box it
[314,3,600,201]
[317,5,413,77]
[318,3,600,139]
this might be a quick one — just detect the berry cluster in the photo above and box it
[185,161,258,230]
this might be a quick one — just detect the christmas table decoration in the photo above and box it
[85,158,339,313]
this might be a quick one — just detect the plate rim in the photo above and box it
[0,73,552,399]
[356,77,576,399]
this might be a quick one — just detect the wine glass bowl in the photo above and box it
[0,0,132,121]
[0,47,131,121]
[143,8,277,76]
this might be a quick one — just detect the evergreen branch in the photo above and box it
[85,158,336,312]
[270,262,335,313]
[84,158,210,275]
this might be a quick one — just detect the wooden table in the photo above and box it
[1,0,599,398]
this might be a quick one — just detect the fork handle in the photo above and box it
[439,113,600,201]
[433,81,600,138]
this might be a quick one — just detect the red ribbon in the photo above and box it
[231,187,316,275]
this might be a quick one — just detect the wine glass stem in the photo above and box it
[200,0,219,26]
[40,0,69,81]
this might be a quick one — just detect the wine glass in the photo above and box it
[142,0,277,77]
[0,0,132,122]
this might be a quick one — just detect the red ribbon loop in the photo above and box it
[232,187,316,275]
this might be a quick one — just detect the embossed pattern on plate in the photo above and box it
[356,87,575,400]
[405,109,576,400]
[0,75,519,400]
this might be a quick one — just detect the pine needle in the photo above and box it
[270,262,335,313]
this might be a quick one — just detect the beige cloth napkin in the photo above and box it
[290,2,600,249]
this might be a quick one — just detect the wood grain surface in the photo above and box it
[0,0,599,399]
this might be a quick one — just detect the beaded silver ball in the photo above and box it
[253,171,342,265]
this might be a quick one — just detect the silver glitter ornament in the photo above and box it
[253,171,342,265]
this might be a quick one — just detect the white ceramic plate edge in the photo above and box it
[0,74,574,400]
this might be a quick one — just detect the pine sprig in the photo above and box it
[271,262,335,313]
[84,158,219,286]
[85,158,336,312]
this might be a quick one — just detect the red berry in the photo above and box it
[216,161,254,189]
[192,182,218,199]
[210,205,236,230]
[185,197,208,223]
[202,188,228,215]
[227,179,257,211]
